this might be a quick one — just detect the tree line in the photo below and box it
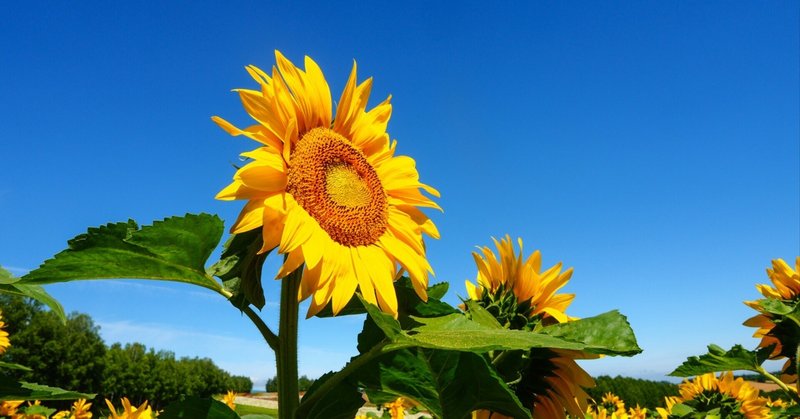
[0,295,252,409]
[586,375,679,409]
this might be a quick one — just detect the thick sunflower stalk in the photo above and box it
[465,236,596,419]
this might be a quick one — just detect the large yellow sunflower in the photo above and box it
[215,51,440,317]
[465,235,575,325]
[657,372,769,419]
[743,257,800,378]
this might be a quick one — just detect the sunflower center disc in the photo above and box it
[287,127,388,246]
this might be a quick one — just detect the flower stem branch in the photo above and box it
[277,266,302,419]
[241,305,280,352]
[756,365,800,404]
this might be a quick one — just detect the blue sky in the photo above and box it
[1,1,798,389]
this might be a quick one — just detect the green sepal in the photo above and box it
[19,214,224,292]
[669,344,774,377]
[159,396,242,419]
[0,374,95,401]
[208,229,268,310]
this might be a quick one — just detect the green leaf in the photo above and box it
[0,361,32,371]
[360,349,530,419]
[0,267,67,323]
[241,415,276,419]
[540,310,642,356]
[209,229,268,309]
[297,371,365,419]
[160,396,242,419]
[408,313,585,352]
[0,374,95,401]
[20,214,224,292]
[20,404,56,417]
[669,344,773,377]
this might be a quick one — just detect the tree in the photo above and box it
[1,294,106,393]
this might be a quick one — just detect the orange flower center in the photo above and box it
[286,127,388,246]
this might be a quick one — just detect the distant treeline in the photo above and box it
[0,295,252,409]
[265,375,316,392]
[586,375,680,409]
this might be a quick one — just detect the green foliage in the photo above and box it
[586,375,679,410]
[298,279,642,419]
[19,214,225,292]
[0,374,94,401]
[103,343,252,408]
[264,375,316,392]
[1,295,106,393]
[670,344,773,377]
[0,295,251,408]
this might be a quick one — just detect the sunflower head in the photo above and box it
[105,398,153,419]
[465,236,574,329]
[744,257,800,380]
[215,51,440,317]
[660,372,769,419]
[223,391,236,410]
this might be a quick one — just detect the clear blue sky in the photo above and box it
[1,1,798,389]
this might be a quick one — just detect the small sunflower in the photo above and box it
[588,392,627,418]
[744,257,800,379]
[0,309,10,354]
[216,51,440,317]
[659,372,769,419]
[53,398,93,419]
[223,390,236,410]
[465,236,575,328]
[627,405,648,419]
[105,398,153,419]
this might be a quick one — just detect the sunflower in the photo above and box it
[223,390,236,410]
[105,398,153,419]
[658,372,769,419]
[53,399,93,419]
[465,235,575,327]
[215,51,440,317]
[627,405,648,419]
[744,257,800,379]
[587,392,626,417]
[0,310,10,354]
[466,237,595,419]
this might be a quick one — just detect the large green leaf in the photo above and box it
[540,310,642,356]
[19,214,224,292]
[669,344,773,377]
[297,371,365,419]
[0,361,32,371]
[363,349,530,419]
[0,374,95,401]
[0,267,66,323]
[160,396,241,419]
[208,229,268,309]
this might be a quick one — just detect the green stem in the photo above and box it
[277,266,302,419]
[756,365,800,404]
[242,305,280,352]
